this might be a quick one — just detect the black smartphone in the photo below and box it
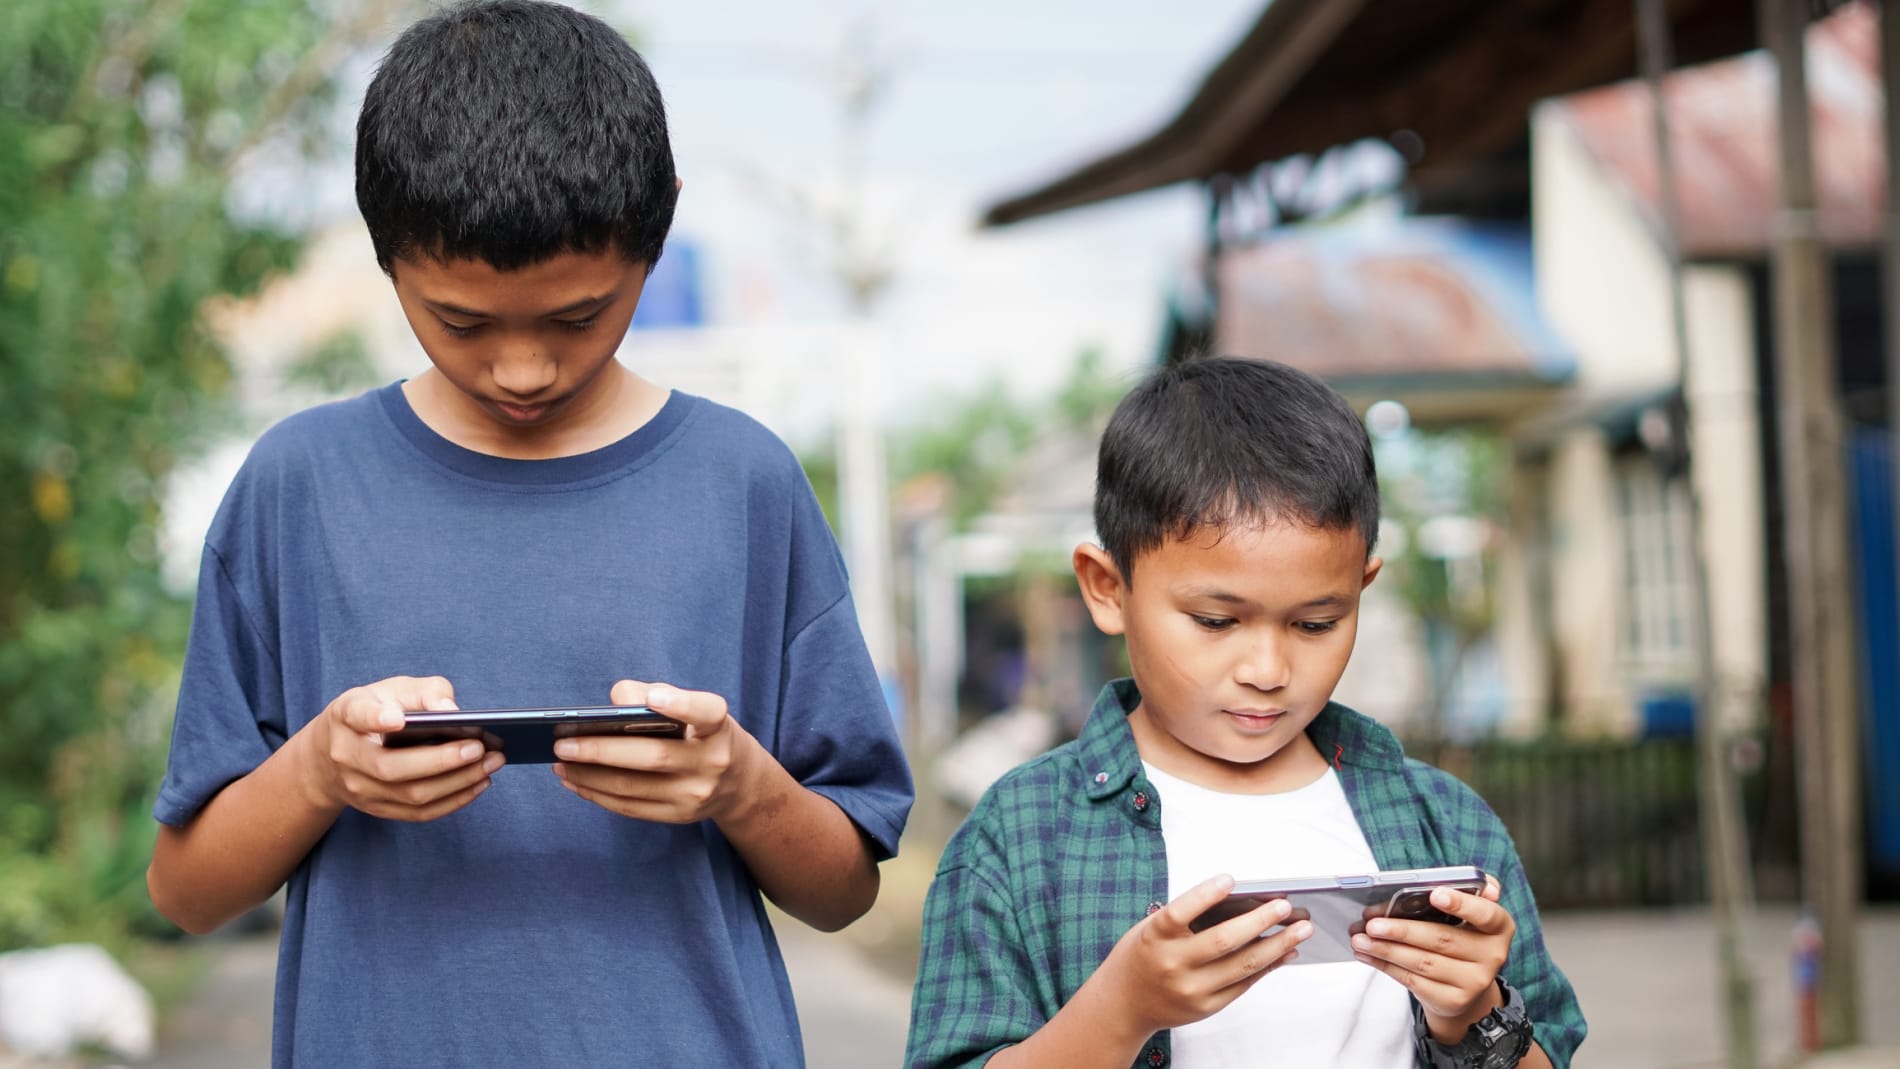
[382,705,685,764]
[1187,865,1488,964]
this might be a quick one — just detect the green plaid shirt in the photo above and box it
[905,679,1587,1069]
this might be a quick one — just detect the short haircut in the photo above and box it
[355,0,677,273]
[1093,355,1380,577]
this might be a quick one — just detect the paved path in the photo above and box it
[135,905,1900,1068]
[1544,906,1900,1069]
[143,921,908,1068]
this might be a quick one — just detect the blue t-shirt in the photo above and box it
[156,382,913,1068]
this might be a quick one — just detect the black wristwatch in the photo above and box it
[1415,979,1533,1069]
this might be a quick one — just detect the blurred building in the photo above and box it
[1521,6,1885,741]
[976,0,1900,893]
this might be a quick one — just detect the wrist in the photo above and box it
[1424,980,1504,1043]
[1417,978,1533,1069]
[289,715,347,815]
[1067,961,1156,1056]
[708,723,777,829]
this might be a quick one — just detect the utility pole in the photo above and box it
[1759,0,1864,1046]
[725,19,901,699]
[829,18,900,690]
[1633,3,1758,1065]
[1881,0,1900,914]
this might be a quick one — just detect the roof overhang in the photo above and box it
[982,0,1768,228]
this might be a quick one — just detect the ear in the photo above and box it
[1361,555,1384,590]
[675,175,684,194]
[1072,543,1129,636]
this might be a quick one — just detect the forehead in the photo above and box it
[391,248,641,309]
[1136,520,1368,595]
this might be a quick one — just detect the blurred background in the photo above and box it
[4,0,1900,1067]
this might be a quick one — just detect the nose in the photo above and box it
[490,342,557,398]
[1235,631,1290,693]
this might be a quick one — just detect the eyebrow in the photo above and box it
[1176,586,1351,611]
[422,293,614,320]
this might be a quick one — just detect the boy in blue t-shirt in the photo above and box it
[906,357,1584,1068]
[146,3,912,1065]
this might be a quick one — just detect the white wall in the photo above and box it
[1525,105,1768,735]
[1682,267,1769,730]
[1544,429,1637,734]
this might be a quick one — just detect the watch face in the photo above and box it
[1477,1021,1532,1068]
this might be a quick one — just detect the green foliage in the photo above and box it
[285,328,380,396]
[869,346,1128,526]
[1375,428,1510,734]
[889,375,1040,524]
[0,0,362,952]
[1378,428,1507,629]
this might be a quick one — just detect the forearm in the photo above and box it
[983,973,1151,1069]
[716,732,880,931]
[147,726,342,934]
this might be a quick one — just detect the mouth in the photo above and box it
[492,399,556,424]
[1224,708,1287,732]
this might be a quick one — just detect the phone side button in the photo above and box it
[1339,875,1374,888]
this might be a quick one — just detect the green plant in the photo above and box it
[0,0,395,953]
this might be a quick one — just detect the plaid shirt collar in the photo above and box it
[1074,677,1406,803]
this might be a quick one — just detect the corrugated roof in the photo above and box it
[1550,2,1884,258]
[1214,219,1573,400]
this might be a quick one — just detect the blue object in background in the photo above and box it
[1639,690,1696,739]
[1849,428,1900,875]
[630,239,704,330]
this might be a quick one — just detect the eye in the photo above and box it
[437,318,481,338]
[1190,615,1236,632]
[557,316,598,332]
[1296,620,1340,636]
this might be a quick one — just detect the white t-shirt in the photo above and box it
[1143,761,1415,1069]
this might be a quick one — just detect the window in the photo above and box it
[1615,455,1698,676]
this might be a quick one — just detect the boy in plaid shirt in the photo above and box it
[906,357,1585,1069]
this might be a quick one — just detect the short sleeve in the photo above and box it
[905,814,1044,1069]
[153,543,286,827]
[1497,847,1589,1067]
[774,591,912,859]
[1413,763,1589,1067]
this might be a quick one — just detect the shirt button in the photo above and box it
[1146,1046,1167,1067]
[1094,772,1109,785]
[1132,791,1150,812]
[1146,900,1163,916]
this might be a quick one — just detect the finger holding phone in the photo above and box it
[1349,874,1522,1042]
[309,675,504,822]
[989,875,1310,1069]
[550,679,752,824]
[548,678,882,933]
[1105,874,1312,1033]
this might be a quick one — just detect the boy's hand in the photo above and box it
[1087,875,1311,1042]
[1350,874,1516,1042]
[550,680,756,824]
[306,675,503,822]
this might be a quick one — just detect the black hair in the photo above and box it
[355,0,677,273]
[1093,355,1380,577]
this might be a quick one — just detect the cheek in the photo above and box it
[1300,630,1360,687]
[1131,619,1214,685]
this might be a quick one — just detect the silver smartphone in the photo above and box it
[1187,865,1488,964]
